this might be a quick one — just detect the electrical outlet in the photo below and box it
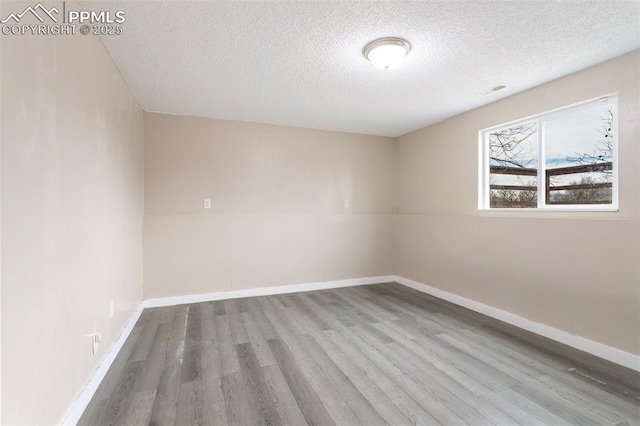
[203,198,211,209]
[109,300,114,319]
[344,199,350,209]
[88,332,102,355]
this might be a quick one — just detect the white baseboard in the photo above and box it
[61,275,392,424]
[62,273,637,426]
[61,304,145,426]
[394,275,640,372]
[143,275,395,308]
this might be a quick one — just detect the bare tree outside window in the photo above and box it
[488,123,537,169]
[483,98,616,209]
[545,106,613,205]
[488,122,537,208]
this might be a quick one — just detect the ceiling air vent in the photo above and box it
[480,85,507,96]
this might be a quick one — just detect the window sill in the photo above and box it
[474,207,626,220]
[479,207,619,213]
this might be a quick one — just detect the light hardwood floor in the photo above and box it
[79,283,640,425]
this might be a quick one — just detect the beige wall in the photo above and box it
[395,50,640,356]
[143,113,395,298]
[1,1,144,423]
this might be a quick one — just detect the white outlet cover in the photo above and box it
[203,198,212,209]
[109,300,114,319]
[344,199,350,209]
[91,332,99,355]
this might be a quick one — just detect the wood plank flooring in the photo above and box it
[79,283,640,425]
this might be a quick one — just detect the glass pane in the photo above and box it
[545,103,614,205]
[488,122,538,208]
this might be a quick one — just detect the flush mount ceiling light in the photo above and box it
[363,37,411,70]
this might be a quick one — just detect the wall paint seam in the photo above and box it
[394,275,640,372]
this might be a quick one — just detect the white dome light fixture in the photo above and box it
[363,37,411,70]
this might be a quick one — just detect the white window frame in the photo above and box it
[478,94,619,212]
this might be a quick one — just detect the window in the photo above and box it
[479,95,617,210]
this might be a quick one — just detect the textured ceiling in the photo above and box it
[88,0,640,137]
